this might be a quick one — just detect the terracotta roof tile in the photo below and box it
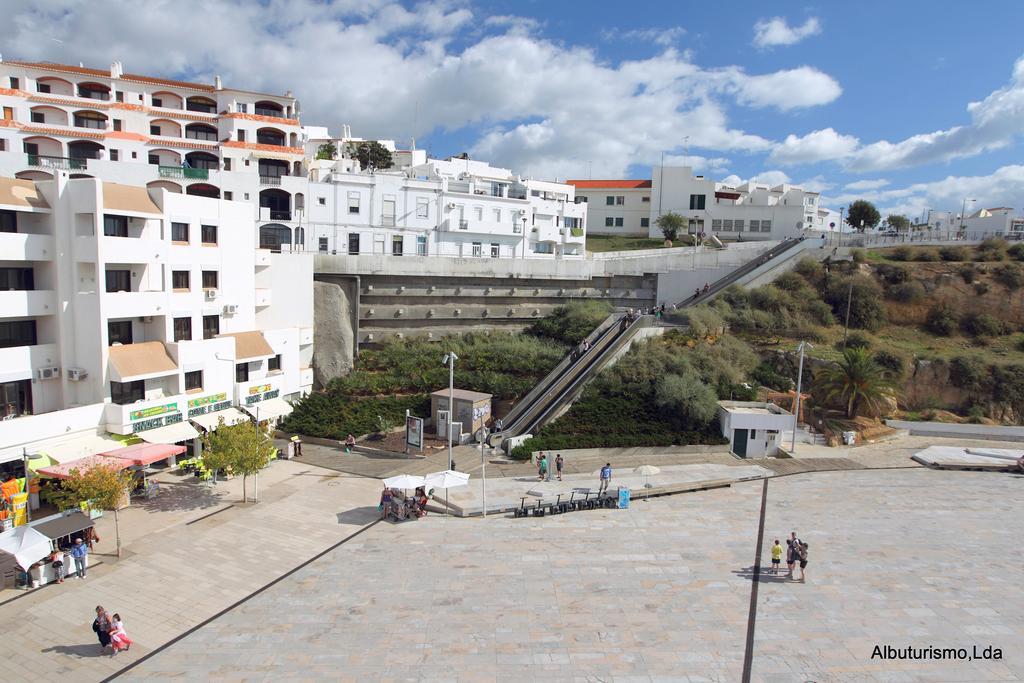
[144,138,218,151]
[20,124,105,140]
[566,179,652,189]
[220,111,300,125]
[28,94,110,109]
[7,61,216,92]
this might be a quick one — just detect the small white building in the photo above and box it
[717,401,793,459]
[926,207,1024,237]
[565,179,652,236]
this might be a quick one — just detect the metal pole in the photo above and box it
[448,356,454,471]
[479,428,487,518]
[842,280,853,349]
[791,341,811,452]
[22,448,32,524]
[253,404,259,504]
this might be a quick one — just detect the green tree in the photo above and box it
[846,200,881,232]
[315,142,337,160]
[655,212,686,242]
[654,370,718,424]
[347,141,393,170]
[51,463,136,557]
[886,214,910,232]
[818,348,897,418]
[203,420,277,502]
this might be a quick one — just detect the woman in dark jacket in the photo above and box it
[93,606,112,651]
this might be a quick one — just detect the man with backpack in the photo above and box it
[787,531,808,581]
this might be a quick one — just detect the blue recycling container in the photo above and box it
[617,486,630,509]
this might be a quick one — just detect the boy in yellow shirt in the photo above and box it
[770,539,783,574]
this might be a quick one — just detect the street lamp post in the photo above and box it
[791,341,813,452]
[478,426,489,518]
[959,198,976,236]
[838,206,845,248]
[442,352,458,471]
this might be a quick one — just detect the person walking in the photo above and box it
[92,606,112,653]
[555,454,564,481]
[71,538,88,579]
[537,454,548,481]
[50,548,66,584]
[786,531,803,578]
[770,539,783,575]
[795,537,809,582]
[379,486,393,520]
[109,613,132,654]
[598,463,612,495]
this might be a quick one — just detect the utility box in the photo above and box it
[431,388,492,440]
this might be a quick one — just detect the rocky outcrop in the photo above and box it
[312,280,355,388]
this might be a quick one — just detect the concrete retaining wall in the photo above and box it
[526,445,732,460]
[885,420,1024,442]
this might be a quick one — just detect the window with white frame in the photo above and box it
[416,235,427,255]
[615,196,625,205]
[761,219,772,232]
[382,195,396,226]
[640,217,650,228]
[604,217,614,227]
[474,206,483,221]
[490,243,499,258]
[641,196,651,203]
[734,219,745,232]
[712,219,722,231]
[722,219,734,231]
[347,192,360,214]
[471,242,482,257]
[750,220,760,232]
[614,217,624,227]
[416,197,429,218]
[492,208,501,222]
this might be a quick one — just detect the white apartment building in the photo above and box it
[0,174,313,474]
[305,156,587,259]
[571,167,826,242]
[926,207,1024,236]
[566,180,652,236]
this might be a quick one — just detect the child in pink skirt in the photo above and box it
[109,613,132,654]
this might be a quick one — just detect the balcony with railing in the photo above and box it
[27,154,88,171]
[259,175,282,186]
[269,210,291,221]
[158,166,210,181]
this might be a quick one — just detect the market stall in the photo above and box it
[28,511,94,586]
[0,525,52,589]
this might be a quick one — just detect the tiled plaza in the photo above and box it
[119,468,1023,682]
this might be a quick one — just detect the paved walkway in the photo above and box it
[0,459,381,681]
[116,468,1024,681]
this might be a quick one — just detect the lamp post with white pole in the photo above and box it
[791,340,813,452]
[959,198,976,236]
[442,352,458,471]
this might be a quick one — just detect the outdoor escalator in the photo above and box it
[675,237,803,308]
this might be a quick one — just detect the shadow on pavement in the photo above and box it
[134,481,226,514]
[336,507,380,526]
[42,643,108,658]
[732,565,798,583]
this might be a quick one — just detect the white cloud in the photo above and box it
[662,154,731,174]
[797,175,835,193]
[753,17,821,48]
[769,128,859,165]
[844,178,890,191]
[750,170,792,186]
[824,165,1024,220]
[0,0,843,180]
[603,26,687,47]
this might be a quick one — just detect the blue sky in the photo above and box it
[4,0,1024,218]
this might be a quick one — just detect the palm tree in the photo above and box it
[818,348,897,418]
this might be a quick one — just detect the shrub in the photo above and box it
[801,299,836,326]
[793,257,824,284]
[719,285,749,308]
[836,332,872,350]
[655,370,718,424]
[957,263,979,283]
[1016,335,1024,352]
[888,281,926,303]
[939,246,967,261]
[993,263,1024,290]
[678,306,726,337]
[773,271,810,293]
[748,286,798,314]
[851,248,866,264]
[525,300,612,345]
[874,350,907,379]
[925,304,958,336]
[890,246,913,261]
[791,324,827,344]
[974,282,990,295]
[914,249,940,262]
[1008,243,1024,261]
[948,356,988,393]
[824,276,886,331]
[751,362,791,391]
[960,312,1009,337]
[875,262,911,285]
[975,238,1008,262]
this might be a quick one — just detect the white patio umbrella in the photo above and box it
[634,464,660,489]
[382,474,425,490]
[0,525,52,570]
[423,470,469,517]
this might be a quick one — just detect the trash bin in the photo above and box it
[617,486,631,509]
[842,431,856,446]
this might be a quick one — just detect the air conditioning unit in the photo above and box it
[67,368,89,381]
[204,289,218,300]
[36,366,60,380]
[139,316,154,323]
[223,304,238,316]
[447,202,457,210]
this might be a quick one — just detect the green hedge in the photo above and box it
[281,393,430,440]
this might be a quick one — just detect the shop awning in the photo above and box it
[240,397,293,421]
[134,421,200,446]
[0,526,52,570]
[31,511,93,541]
[100,443,187,466]
[108,342,178,381]
[38,432,128,464]
[217,331,275,360]
[190,407,249,431]
[37,455,132,480]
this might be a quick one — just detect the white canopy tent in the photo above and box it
[0,525,52,570]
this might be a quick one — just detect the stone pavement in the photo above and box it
[0,458,382,681]
[116,467,1023,681]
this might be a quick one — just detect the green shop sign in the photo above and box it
[129,402,178,422]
